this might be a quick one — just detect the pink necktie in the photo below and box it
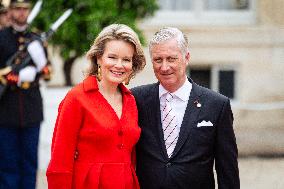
[162,92,178,157]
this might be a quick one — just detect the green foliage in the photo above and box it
[30,0,158,60]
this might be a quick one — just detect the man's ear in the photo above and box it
[185,51,190,65]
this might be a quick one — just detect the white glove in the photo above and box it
[27,40,47,72]
[17,66,37,86]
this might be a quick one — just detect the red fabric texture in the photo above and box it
[46,76,141,189]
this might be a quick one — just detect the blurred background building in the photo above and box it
[1,0,9,7]
[48,0,284,156]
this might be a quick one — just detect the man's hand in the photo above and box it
[41,64,52,81]
[17,66,37,86]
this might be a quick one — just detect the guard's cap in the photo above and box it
[10,0,30,8]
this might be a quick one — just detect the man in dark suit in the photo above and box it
[131,27,240,189]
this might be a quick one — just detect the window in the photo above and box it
[143,0,256,26]
[218,70,235,99]
[158,0,193,10]
[188,66,236,99]
[189,69,211,89]
[159,0,249,10]
[204,0,249,10]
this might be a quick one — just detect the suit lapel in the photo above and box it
[148,83,169,159]
[171,80,204,158]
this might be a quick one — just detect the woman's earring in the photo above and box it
[124,78,130,85]
[124,74,133,85]
[97,65,102,81]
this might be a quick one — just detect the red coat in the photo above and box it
[46,76,141,189]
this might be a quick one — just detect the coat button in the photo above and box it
[117,144,124,149]
[118,130,123,136]
[18,36,25,43]
[74,150,79,160]
[18,45,25,51]
[166,162,171,167]
[15,58,21,65]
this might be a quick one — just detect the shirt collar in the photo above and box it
[159,85,168,99]
[173,79,192,101]
[159,77,192,102]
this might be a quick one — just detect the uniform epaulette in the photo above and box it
[30,27,42,37]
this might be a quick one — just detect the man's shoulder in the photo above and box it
[0,27,11,38]
[194,82,229,103]
[131,83,157,97]
[0,27,10,33]
[0,28,14,54]
[29,30,41,38]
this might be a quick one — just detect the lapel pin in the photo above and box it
[194,100,202,108]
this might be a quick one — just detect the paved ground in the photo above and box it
[239,157,284,189]
[37,157,284,189]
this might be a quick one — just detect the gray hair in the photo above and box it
[149,27,189,56]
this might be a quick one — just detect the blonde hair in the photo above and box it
[86,24,146,80]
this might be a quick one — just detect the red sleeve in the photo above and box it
[46,91,83,189]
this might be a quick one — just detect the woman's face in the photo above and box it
[98,40,134,85]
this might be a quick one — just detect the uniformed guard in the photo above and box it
[0,0,51,188]
[0,1,10,29]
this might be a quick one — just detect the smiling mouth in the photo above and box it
[161,73,173,76]
[110,70,125,76]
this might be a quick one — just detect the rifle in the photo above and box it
[0,9,73,99]
[27,0,43,25]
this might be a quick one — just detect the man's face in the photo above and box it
[0,9,11,27]
[0,12,8,26]
[151,38,190,92]
[10,7,30,26]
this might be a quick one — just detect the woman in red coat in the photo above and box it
[46,24,146,189]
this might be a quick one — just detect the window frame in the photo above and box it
[188,65,238,101]
[142,0,256,26]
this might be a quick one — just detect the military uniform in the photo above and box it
[0,27,45,126]
[0,1,51,188]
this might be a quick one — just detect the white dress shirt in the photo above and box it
[159,78,192,153]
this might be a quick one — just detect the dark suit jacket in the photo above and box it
[131,78,240,189]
